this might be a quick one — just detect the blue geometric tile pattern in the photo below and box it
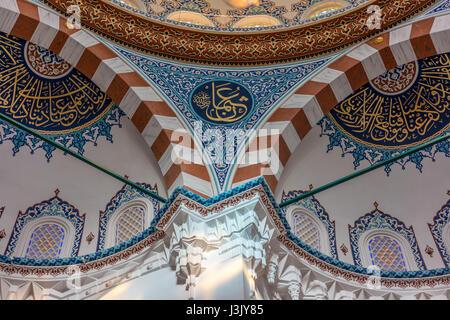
[97,183,160,251]
[5,192,85,257]
[281,190,338,259]
[428,198,450,267]
[349,206,426,270]
[115,46,333,191]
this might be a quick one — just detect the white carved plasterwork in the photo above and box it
[303,280,328,300]
[0,189,448,300]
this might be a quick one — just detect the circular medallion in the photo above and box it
[190,80,253,125]
[24,42,73,79]
[370,61,418,96]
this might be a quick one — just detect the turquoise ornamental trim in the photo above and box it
[0,177,449,280]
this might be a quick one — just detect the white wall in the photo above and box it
[276,125,449,270]
[0,116,167,256]
[98,254,249,300]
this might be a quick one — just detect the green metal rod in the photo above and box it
[279,133,450,208]
[0,112,167,203]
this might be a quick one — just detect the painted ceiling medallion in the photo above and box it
[24,43,73,80]
[329,53,450,149]
[118,44,330,191]
[370,61,419,96]
[0,32,113,135]
[190,80,254,125]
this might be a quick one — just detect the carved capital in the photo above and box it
[288,281,301,300]
[266,253,279,284]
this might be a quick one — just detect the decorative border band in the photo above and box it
[38,0,437,66]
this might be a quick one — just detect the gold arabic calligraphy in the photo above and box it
[193,82,250,123]
[330,54,450,149]
[0,34,112,134]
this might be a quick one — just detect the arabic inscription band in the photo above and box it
[330,53,450,149]
[0,33,113,135]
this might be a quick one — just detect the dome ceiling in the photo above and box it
[109,0,366,30]
[41,0,438,65]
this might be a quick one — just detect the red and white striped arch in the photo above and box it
[0,0,213,198]
[232,13,450,192]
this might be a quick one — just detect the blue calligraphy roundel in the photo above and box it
[190,80,254,125]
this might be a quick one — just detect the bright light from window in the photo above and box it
[118,0,137,10]
[233,15,281,29]
[310,7,340,19]
[301,0,349,21]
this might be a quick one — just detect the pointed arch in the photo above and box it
[17,217,75,259]
[231,13,450,191]
[97,183,159,251]
[0,0,213,197]
[361,231,411,272]
[282,190,337,258]
[5,190,85,258]
[348,204,426,271]
[428,197,450,267]
[104,199,153,249]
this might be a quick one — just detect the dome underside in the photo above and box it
[109,0,363,30]
[39,0,439,66]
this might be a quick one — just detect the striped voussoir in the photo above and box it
[0,0,213,198]
[232,13,450,192]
